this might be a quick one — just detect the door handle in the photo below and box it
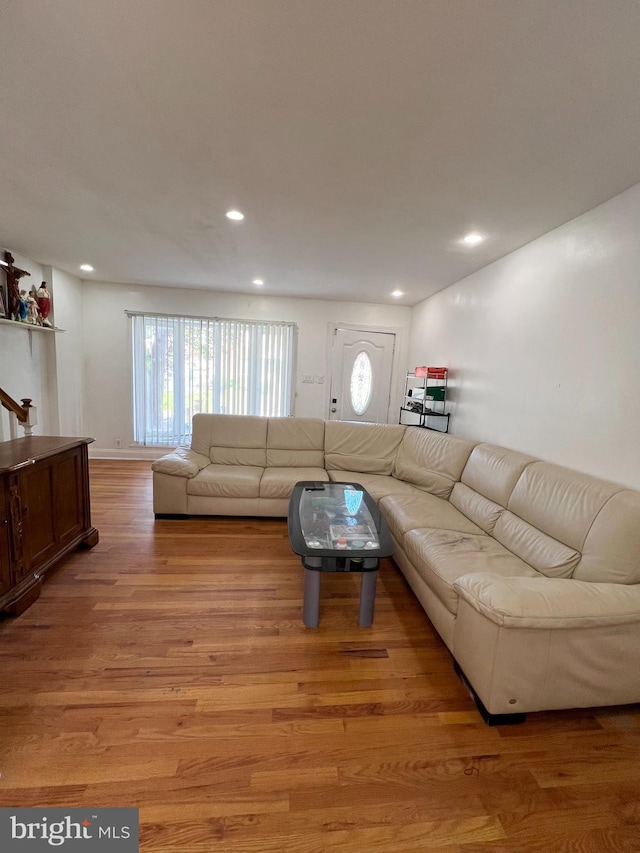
[331,408,337,413]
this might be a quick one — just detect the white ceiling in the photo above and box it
[1,1,639,306]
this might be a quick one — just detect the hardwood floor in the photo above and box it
[1,460,639,852]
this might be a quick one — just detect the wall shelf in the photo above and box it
[0,318,64,333]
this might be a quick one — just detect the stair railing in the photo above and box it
[0,389,37,439]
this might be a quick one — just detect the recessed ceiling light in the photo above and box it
[80,264,94,272]
[226,210,244,221]
[462,232,484,246]
[391,290,404,297]
[252,279,264,286]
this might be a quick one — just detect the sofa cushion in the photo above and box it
[449,482,504,535]
[454,573,640,629]
[576,490,640,584]
[266,417,325,467]
[205,415,268,467]
[191,413,216,457]
[259,467,329,499]
[324,421,405,475]
[327,470,419,502]
[492,511,580,578]
[507,461,623,552]
[461,443,535,507]
[380,491,484,541]
[151,446,210,478]
[404,529,538,615]
[393,428,476,498]
[187,464,263,499]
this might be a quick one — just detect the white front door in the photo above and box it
[328,328,396,422]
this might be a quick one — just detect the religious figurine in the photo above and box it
[3,251,31,321]
[36,281,53,327]
[27,292,40,325]
[18,290,29,322]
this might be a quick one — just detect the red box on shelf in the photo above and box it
[415,366,447,379]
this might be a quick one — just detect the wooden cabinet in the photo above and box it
[0,436,98,615]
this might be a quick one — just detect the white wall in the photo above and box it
[409,182,640,489]
[49,266,84,435]
[81,282,411,455]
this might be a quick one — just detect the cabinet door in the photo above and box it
[0,479,11,595]
[21,460,57,573]
[20,447,89,574]
[53,446,87,547]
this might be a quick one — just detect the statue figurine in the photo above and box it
[3,251,31,321]
[36,281,53,327]
[18,290,29,322]
[26,292,40,325]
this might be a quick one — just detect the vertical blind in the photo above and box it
[130,312,297,445]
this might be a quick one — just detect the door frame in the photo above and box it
[325,322,406,423]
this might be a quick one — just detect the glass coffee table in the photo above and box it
[288,481,394,627]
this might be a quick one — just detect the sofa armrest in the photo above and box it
[151,446,210,479]
[453,572,640,629]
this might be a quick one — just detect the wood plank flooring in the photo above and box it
[0,459,639,852]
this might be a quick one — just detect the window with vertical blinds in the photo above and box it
[129,312,297,446]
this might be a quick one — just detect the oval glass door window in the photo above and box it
[350,351,373,415]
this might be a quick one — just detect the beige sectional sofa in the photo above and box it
[152,414,640,723]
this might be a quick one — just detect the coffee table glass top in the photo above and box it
[288,481,393,558]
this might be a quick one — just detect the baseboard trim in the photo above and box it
[89,447,173,460]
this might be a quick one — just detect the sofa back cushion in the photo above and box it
[449,483,503,535]
[191,413,216,457]
[499,461,630,580]
[266,417,325,467]
[461,443,535,507]
[492,511,580,578]
[508,462,621,553]
[393,428,476,498]
[192,413,267,466]
[450,443,536,538]
[324,421,405,475]
[575,490,640,584]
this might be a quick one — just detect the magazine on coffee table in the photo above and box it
[329,523,377,547]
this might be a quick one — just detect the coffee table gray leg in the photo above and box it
[303,568,321,628]
[358,570,378,627]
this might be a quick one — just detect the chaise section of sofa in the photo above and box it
[454,571,640,717]
[376,435,640,720]
[450,465,640,718]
